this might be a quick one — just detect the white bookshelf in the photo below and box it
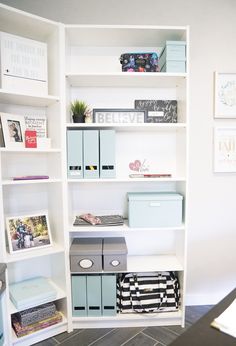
[64,23,189,329]
[0,4,189,344]
[0,4,69,345]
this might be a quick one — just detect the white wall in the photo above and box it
[2,0,236,305]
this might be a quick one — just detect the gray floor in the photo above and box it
[35,305,212,346]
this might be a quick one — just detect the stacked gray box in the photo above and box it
[103,237,128,272]
[70,238,103,272]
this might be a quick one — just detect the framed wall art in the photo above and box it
[93,109,146,124]
[214,127,236,172]
[214,72,236,118]
[0,112,26,148]
[6,213,52,254]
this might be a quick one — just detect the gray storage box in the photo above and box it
[128,192,183,228]
[70,238,103,272]
[103,237,128,272]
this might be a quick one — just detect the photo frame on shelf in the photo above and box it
[214,72,236,118]
[214,127,236,172]
[93,109,146,124]
[0,112,26,148]
[6,213,52,254]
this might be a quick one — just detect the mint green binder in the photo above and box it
[87,275,101,316]
[71,275,87,317]
[102,275,117,316]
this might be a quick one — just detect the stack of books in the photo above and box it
[73,214,124,227]
[12,310,62,338]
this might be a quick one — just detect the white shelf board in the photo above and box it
[68,177,186,183]
[0,89,59,107]
[70,219,185,233]
[65,24,187,46]
[2,178,62,186]
[66,72,187,88]
[6,243,65,264]
[72,309,183,328]
[66,123,186,132]
[0,3,59,42]
[9,278,66,314]
[70,255,183,274]
[11,314,67,345]
[0,148,61,153]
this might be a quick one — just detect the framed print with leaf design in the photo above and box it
[214,72,236,118]
[214,127,236,172]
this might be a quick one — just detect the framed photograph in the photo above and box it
[93,108,146,124]
[214,72,236,118]
[135,100,177,123]
[214,127,236,172]
[6,213,52,254]
[0,112,26,148]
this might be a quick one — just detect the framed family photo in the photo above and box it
[214,72,236,118]
[0,112,26,148]
[6,213,52,254]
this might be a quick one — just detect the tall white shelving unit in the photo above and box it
[0,4,189,344]
[0,4,69,346]
[64,25,189,328]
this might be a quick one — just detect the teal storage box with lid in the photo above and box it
[159,41,186,73]
[128,192,183,228]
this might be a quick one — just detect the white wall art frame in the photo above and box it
[214,127,236,172]
[214,72,236,118]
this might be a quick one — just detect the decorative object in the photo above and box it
[6,213,52,254]
[214,72,236,118]
[214,127,236,172]
[0,112,25,148]
[119,52,159,72]
[135,100,177,123]
[93,109,146,124]
[1,32,48,95]
[25,130,37,148]
[129,159,149,173]
[24,115,47,138]
[70,100,90,123]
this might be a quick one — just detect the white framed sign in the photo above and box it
[214,127,236,172]
[93,109,146,124]
[214,72,236,118]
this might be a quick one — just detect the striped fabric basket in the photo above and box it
[117,271,180,313]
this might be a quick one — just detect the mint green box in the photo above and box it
[159,41,186,73]
[71,275,87,317]
[128,192,183,228]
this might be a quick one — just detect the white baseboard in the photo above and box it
[185,293,224,306]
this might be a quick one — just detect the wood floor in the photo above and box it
[34,305,212,346]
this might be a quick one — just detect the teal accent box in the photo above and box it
[159,41,186,73]
[128,192,183,228]
[67,129,83,179]
[71,275,87,317]
[87,275,102,317]
[102,275,117,316]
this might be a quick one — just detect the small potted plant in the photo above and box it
[70,100,89,123]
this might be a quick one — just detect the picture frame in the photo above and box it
[93,108,146,124]
[6,213,52,254]
[0,112,26,148]
[135,100,178,123]
[214,72,236,118]
[214,127,236,172]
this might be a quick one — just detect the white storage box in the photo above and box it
[128,192,183,228]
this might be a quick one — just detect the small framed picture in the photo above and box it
[93,108,146,124]
[214,127,236,172]
[135,100,178,123]
[214,72,236,118]
[6,213,52,254]
[0,112,26,148]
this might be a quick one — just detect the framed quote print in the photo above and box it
[214,72,236,118]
